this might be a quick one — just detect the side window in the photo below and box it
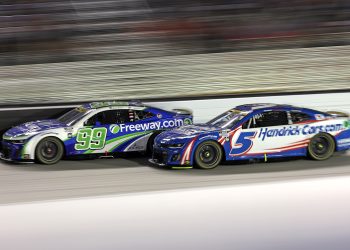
[252,111,288,128]
[102,110,130,124]
[290,111,312,123]
[85,110,130,126]
[134,110,154,122]
[242,118,252,129]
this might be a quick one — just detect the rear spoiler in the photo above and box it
[326,111,349,118]
[172,108,192,116]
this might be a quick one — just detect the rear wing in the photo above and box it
[326,111,349,118]
[172,109,192,116]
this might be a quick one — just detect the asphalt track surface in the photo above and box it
[0,152,349,204]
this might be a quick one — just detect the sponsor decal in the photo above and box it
[219,129,230,138]
[109,124,120,134]
[184,118,192,125]
[218,127,240,145]
[344,120,350,129]
[64,127,73,133]
[117,119,185,133]
[338,138,350,147]
[259,124,343,141]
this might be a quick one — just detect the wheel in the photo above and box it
[35,137,64,165]
[308,133,335,161]
[194,141,222,169]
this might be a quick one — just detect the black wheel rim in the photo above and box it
[40,141,58,160]
[311,136,330,157]
[199,145,218,165]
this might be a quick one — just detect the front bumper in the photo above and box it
[1,140,32,162]
[150,146,171,166]
[150,145,192,168]
[148,158,166,167]
[0,152,13,162]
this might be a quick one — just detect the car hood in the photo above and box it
[4,119,67,138]
[156,124,220,143]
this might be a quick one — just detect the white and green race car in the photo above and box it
[1,101,192,164]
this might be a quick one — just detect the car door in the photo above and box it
[121,109,157,152]
[74,109,131,154]
[229,110,292,158]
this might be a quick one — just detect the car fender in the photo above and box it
[185,135,221,166]
[22,129,67,160]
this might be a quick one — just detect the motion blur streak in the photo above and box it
[2,0,350,65]
[0,46,349,105]
[1,176,350,250]
[1,1,350,104]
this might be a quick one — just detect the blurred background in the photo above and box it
[0,0,350,105]
[1,4,350,248]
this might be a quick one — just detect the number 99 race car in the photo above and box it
[1,101,192,165]
[150,103,350,169]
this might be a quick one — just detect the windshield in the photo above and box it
[206,109,247,128]
[57,106,91,125]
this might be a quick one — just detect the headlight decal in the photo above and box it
[180,137,197,165]
[162,143,184,149]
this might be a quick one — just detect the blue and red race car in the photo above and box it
[1,101,192,164]
[150,103,350,169]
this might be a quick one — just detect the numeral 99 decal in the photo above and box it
[230,131,256,156]
[75,128,107,150]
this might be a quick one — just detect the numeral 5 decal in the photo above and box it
[230,131,256,156]
[75,128,107,150]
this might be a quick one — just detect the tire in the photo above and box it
[146,132,160,155]
[35,137,64,165]
[308,133,335,161]
[194,141,222,169]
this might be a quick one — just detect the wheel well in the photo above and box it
[325,133,337,151]
[308,132,337,153]
[146,131,162,153]
[148,132,160,144]
[35,136,66,157]
[193,139,225,162]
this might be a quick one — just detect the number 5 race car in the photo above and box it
[1,101,192,164]
[150,103,350,169]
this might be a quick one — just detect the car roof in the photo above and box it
[234,103,317,113]
[82,100,145,110]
